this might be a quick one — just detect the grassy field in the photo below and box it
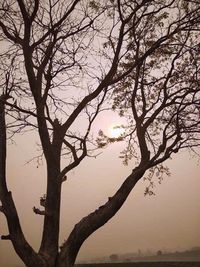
[76,263,200,267]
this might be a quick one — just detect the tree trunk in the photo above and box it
[38,162,62,265]
[1,95,147,267]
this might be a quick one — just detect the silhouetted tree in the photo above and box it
[0,1,200,267]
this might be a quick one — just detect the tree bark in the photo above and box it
[39,124,64,265]
[0,95,9,195]
[39,165,62,265]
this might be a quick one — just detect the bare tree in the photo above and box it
[0,1,199,267]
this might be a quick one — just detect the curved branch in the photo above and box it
[0,21,22,44]
[0,95,43,266]
[58,165,146,266]
[61,16,127,133]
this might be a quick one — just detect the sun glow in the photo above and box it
[108,125,125,138]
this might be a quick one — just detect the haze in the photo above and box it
[0,112,199,267]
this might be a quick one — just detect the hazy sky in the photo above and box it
[0,2,200,267]
[0,112,200,267]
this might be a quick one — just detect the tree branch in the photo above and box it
[30,0,39,22]
[1,234,11,240]
[33,207,46,215]
[31,0,81,49]
[0,21,22,44]
[58,165,146,265]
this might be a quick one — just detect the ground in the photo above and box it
[76,263,200,267]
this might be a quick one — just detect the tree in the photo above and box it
[0,1,200,267]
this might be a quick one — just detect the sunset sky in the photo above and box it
[0,111,200,267]
[0,2,200,266]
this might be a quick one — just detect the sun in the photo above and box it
[108,125,125,138]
